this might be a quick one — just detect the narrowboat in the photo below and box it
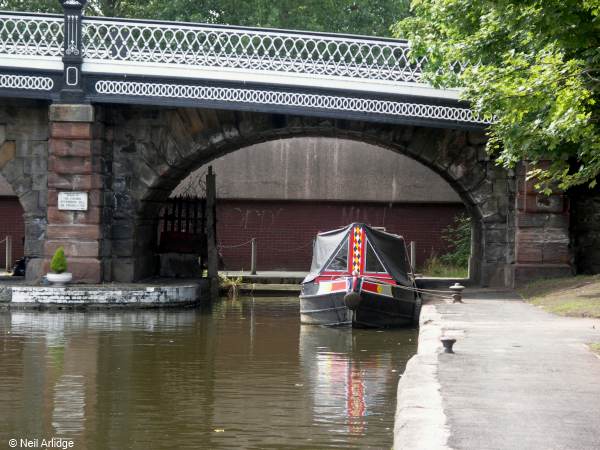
[300,223,421,327]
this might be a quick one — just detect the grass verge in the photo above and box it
[420,256,468,278]
[589,343,600,356]
[518,274,600,318]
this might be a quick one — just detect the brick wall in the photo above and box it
[0,197,24,269]
[0,197,465,274]
[217,200,465,271]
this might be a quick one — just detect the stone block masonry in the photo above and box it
[8,280,208,307]
[46,104,110,283]
[511,162,572,285]
[0,101,577,287]
[0,284,11,302]
[106,108,519,287]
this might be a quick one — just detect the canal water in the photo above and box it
[0,296,417,449]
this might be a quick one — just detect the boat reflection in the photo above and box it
[299,324,416,437]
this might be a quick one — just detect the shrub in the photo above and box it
[219,273,243,298]
[440,213,471,268]
[50,247,68,274]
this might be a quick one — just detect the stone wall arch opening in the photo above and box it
[0,174,25,273]
[0,100,49,281]
[106,106,515,286]
[168,137,473,282]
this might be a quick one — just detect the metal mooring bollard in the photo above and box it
[449,282,465,303]
[441,337,457,353]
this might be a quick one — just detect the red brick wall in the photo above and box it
[217,200,466,271]
[0,197,24,269]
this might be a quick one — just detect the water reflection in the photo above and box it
[0,298,417,449]
[300,325,414,440]
[52,375,86,434]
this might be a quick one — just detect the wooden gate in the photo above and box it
[158,198,208,269]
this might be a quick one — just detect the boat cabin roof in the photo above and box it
[302,223,411,285]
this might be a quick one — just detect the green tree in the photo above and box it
[1,0,410,37]
[0,0,61,13]
[394,1,600,191]
[0,0,153,16]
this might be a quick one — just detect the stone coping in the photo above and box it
[0,279,209,308]
[393,301,451,450]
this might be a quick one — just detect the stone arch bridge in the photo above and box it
[0,2,570,286]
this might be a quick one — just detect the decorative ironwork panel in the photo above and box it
[0,73,54,90]
[95,79,487,124]
[0,13,63,57]
[83,19,426,83]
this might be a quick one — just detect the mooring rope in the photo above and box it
[217,239,253,249]
[392,282,453,299]
[361,276,456,296]
[218,238,313,253]
[269,241,313,252]
[407,285,456,295]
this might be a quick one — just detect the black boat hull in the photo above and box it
[300,291,352,326]
[300,281,420,328]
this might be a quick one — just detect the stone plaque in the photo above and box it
[58,191,88,211]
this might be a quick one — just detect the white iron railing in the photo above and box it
[0,13,63,57]
[0,10,484,125]
[0,12,429,84]
[82,18,425,83]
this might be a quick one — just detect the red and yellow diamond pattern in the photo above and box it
[352,226,362,275]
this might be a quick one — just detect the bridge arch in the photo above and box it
[106,106,515,286]
[0,5,572,287]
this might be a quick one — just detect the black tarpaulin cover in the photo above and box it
[364,225,411,285]
[302,223,411,285]
[303,225,348,283]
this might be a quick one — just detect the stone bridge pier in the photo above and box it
[0,101,572,286]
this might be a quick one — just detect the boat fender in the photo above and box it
[350,276,363,293]
[344,291,362,310]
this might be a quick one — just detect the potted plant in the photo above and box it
[47,247,72,286]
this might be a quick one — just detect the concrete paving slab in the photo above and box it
[395,289,600,450]
[394,304,451,450]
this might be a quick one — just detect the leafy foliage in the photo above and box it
[219,273,243,298]
[1,0,410,37]
[394,1,600,191]
[50,246,68,274]
[440,213,471,267]
[419,213,471,277]
[0,0,61,13]
[0,1,143,15]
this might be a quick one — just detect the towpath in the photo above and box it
[395,289,600,450]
